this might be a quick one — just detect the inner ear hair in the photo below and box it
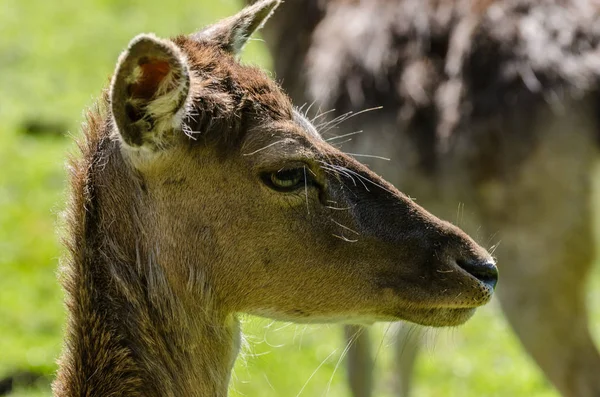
[110,34,191,148]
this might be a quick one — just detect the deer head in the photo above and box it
[106,0,497,329]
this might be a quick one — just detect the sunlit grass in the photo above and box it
[1,0,598,396]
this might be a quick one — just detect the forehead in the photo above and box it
[240,108,326,160]
[174,37,324,147]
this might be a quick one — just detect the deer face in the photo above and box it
[109,0,497,327]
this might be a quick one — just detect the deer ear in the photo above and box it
[110,34,190,148]
[192,0,280,55]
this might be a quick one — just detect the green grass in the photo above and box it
[1,0,599,396]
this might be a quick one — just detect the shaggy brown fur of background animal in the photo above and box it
[267,0,600,171]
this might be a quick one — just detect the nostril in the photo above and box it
[457,260,498,290]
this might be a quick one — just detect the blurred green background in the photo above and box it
[1,0,600,396]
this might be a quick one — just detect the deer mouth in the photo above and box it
[374,268,495,327]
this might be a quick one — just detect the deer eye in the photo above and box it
[262,168,306,192]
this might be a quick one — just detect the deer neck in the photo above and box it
[55,139,240,397]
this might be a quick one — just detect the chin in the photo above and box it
[394,307,477,327]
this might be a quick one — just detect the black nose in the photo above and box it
[457,259,498,290]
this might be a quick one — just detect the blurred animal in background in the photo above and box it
[52,1,498,396]
[258,0,600,396]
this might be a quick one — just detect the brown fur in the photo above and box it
[53,1,498,396]
[256,0,600,396]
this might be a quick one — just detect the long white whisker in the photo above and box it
[311,108,337,123]
[321,164,358,187]
[295,348,339,397]
[489,241,502,256]
[317,106,383,135]
[325,205,352,211]
[305,100,317,117]
[397,323,422,362]
[486,231,500,245]
[325,130,363,142]
[373,322,393,365]
[345,153,391,161]
[263,373,276,391]
[304,166,310,215]
[243,140,287,156]
[316,113,355,134]
[332,234,358,243]
[319,163,360,198]
[331,138,353,147]
[345,168,396,195]
[323,327,365,396]
[329,165,369,192]
[330,218,360,235]
[315,111,352,129]
[274,322,293,332]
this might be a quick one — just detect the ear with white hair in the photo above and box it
[110,34,191,149]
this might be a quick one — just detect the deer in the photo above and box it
[51,1,498,396]
[256,0,600,396]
